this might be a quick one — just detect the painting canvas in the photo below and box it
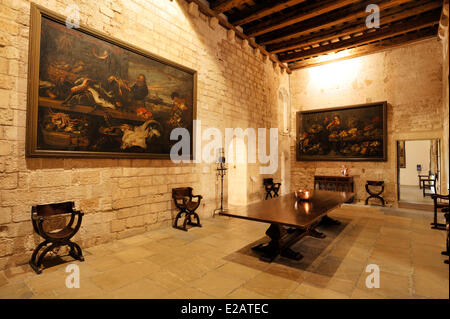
[296,102,387,161]
[26,5,196,158]
[398,140,406,168]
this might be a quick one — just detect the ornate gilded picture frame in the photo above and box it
[296,102,387,162]
[26,4,197,159]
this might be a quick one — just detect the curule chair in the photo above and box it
[29,201,84,274]
[263,178,281,200]
[172,187,202,231]
[430,194,449,230]
[365,181,385,206]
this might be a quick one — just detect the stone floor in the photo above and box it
[0,205,448,299]
[399,185,434,205]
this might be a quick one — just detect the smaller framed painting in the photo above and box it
[398,141,406,168]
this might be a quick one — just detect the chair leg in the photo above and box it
[174,209,202,231]
[187,212,201,227]
[431,223,446,230]
[365,195,385,206]
[29,240,49,274]
[431,206,446,229]
[33,243,59,274]
[181,213,190,231]
[173,210,188,231]
[68,242,84,262]
[433,205,438,227]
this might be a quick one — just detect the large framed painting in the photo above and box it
[26,4,196,159]
[296,102,387,161]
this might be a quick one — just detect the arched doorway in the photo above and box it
[227,136,248,206]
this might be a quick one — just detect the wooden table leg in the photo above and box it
[252,223,319,262]
[309,228,326,238]
[251,224,283,262]
[320,215,341,226]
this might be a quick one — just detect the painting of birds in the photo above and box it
[32,14,194,158]
[120,120,161,150]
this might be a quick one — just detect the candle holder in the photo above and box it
[295,189,313,201]
[213,148,227,217]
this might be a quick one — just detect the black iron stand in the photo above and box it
[213,162,227,217]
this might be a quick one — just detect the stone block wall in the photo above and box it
[441,25,449,191]
[0,0,288,270]
[1,0,446,272]
[289,39,444,204]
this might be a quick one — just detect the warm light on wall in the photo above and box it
[308,55,361,88]
[316,50,350,63]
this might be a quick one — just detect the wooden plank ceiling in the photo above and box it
[201,0,443,69]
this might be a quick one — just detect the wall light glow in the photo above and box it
[308,55,362,89]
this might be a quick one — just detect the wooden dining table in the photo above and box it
[220,190,355,262]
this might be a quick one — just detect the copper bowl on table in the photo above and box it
[295,189,313,201]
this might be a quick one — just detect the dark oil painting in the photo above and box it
[27,6,195,158]
[397,140,406,168]
[296,102,387,161]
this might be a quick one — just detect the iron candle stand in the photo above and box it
[213,149,227,217]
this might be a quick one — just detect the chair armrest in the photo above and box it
[422,180,435,188]
[173,197,187,208]
[34,217,48,238]
[31,212,44,222]
[33,210,83,220]
[431,194,449,200]
[192,195,203,202]
[73,210,84,217]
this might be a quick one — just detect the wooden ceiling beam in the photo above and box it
[438,0,449,40]
[211,0,249,14]
[185,0,291,73]
[246,0,361,37]
[259,0,414,45]
[279,13,439,63]
[289,26,438,69]
[230,0,308,26]
[267,1,443,54]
